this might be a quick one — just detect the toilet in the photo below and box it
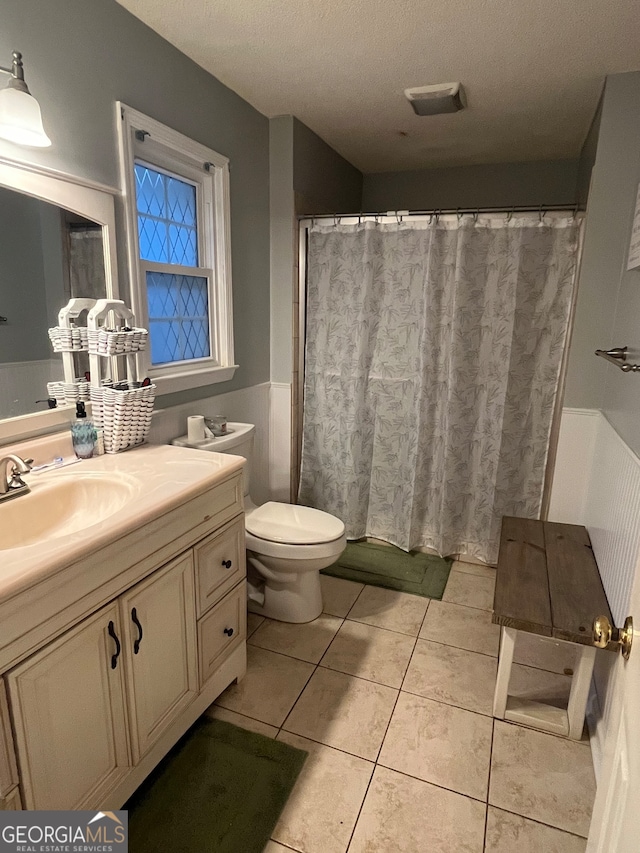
[172,423,346,623]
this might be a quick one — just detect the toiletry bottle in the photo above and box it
[71,401,96,459]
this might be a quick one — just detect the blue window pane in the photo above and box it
[146,271,210,365]
[167,176,196,225]
[135,164,199,266]
[135,164,165,217]
[169,224,198,266]
[147,270,178,317]
[138,215,168,263]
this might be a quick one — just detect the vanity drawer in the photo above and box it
[194,515,245,617]
[198,582,246,687]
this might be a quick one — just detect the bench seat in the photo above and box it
[492,516,615,739]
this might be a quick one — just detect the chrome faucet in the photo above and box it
[0,454,32,502]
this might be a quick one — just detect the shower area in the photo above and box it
[294,209,583,567]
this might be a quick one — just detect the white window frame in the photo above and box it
[116,103,237,395]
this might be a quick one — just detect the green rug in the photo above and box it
[126,718,307,853]
[322,540,452,598]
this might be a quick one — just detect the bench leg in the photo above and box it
[567,644,596,740]
[493,627,517,718]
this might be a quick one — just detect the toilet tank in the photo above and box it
[171,422,255,497]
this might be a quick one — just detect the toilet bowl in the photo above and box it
[171,423,346,622]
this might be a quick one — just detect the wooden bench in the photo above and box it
[492,516,615,739]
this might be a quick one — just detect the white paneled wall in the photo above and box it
[0,359,63,419]
[549,407,640,777]
[147,382,271,505]
[269,382,292,502]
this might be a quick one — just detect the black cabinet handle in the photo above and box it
[131,607,143,654]
[223,627,234,637]
[221,559,233,569]
[108,621,121,669]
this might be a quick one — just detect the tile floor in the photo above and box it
[210,563,595,853]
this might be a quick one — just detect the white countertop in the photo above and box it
[0,443,244,602]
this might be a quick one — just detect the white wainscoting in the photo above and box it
[269,382,292,502]
[0,359,63,419]
[550,407,640,778]
[548,408,600,525]
[147,382,271,505]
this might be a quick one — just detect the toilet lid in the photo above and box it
[245,502,345,544]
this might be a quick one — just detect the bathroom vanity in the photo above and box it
[0,443,247,810]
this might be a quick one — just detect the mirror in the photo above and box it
[0,187,107,418]
[0,157,119,444]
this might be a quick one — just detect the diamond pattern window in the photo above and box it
[118,103,235,393]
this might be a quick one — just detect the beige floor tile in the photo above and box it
[378,692,492,800]
[273,730,374,853]
[320,620,415,688]
[215,646,314,727]
[489,721,596,837]
[510,663,572,708]
[442,570,495,611]
[205,705,279,738]
[283,667,398,760]
[420,599,500,656]
[249,613,343,664]
[347,585,429,636]
[514,633,577,675]
[263,843,298,853]
[348,765,486,853]
[403,639,498,715]
[320,575,364,618]
[247,613,265,638]
[453,560,497,579]
[485,807,587,853]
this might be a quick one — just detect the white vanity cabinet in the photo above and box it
[0,463,247,811]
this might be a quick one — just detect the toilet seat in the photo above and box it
[245,501,345,545]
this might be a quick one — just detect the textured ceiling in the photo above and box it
[115,0,640,173]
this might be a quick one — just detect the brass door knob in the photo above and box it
[592,615,634,660]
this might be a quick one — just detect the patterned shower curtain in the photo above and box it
[298,214,581,564]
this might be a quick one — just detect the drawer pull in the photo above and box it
[108,620,121,669]
[222,559,233,569]
[131,607,144,654]
[223,627,234,637]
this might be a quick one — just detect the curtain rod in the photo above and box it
[298,203,582,221]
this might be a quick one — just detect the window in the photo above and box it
[117,104,236,394]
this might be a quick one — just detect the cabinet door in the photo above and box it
[7,604,130,810]
[0,680,18,798]
[120,552,198,762]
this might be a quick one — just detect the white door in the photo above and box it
[7,603,130,809]
[120,552,198,762]
[587,564,639,851]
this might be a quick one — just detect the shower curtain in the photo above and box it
[298,214,581,564]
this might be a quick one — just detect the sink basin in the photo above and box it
[0,472,140,550]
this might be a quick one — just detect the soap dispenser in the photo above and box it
[71,401,96,459]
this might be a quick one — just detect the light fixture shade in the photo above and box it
[0,86,51,147]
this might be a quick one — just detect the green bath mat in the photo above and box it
[322,540,452,599]
[126,717,307,853]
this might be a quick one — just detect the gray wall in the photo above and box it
[0,0,270,409]
[564,72,640,456]
[269,115,363,383]
[0,188,51,363]
[293,119,362,214]
[362,160,579,212]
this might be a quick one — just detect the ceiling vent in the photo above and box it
[404,83,466,116]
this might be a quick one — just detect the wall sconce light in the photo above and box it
[0,51,51,147]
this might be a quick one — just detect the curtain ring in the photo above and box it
[456,208,463,222]
[435,209,441,224]
[429,212,434,224]
[311,216,316,228]
[507,207,514,223]
[473,209,479,223]
[539,205,545,222]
